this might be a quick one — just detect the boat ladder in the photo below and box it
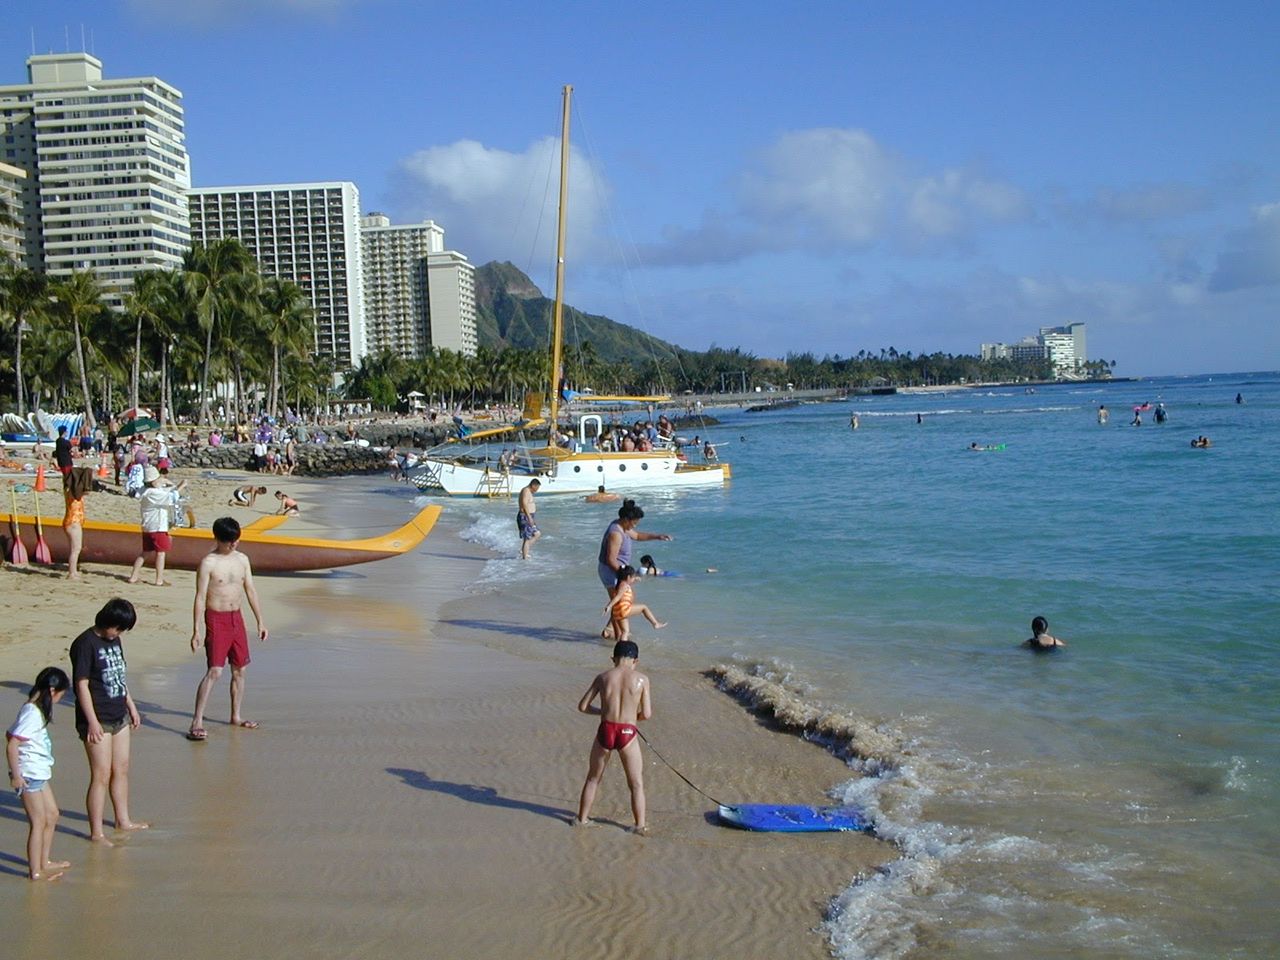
[409,461,445,492]
[476,466,512,499]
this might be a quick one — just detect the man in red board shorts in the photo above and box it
[186,517,269,742]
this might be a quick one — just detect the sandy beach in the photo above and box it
[0,471,893,959]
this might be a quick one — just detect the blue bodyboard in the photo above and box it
[716,803,871,833]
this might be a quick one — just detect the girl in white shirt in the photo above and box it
[6,667,71,880]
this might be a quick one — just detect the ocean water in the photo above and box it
[411,372,1278,959]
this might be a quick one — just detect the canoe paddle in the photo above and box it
[7,485,28,566]
[32,488,52,565]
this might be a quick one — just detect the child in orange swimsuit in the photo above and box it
[602,567,667,641]
[62,467,92,580]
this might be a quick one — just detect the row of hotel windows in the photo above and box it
[43,93,182,120]
[37,107,180,124]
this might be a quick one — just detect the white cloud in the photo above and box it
[389,137,610,268]
[1093,184,1211,222]
[126,0,364,25]
[1209,201,1280,292]
[642,127,1030,265]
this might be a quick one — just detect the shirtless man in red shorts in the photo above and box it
[186,517,269,741]
[575,640,652,833]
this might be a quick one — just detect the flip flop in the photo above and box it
[185,729,207,742]
[235,720,259,729]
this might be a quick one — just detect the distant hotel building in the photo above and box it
[360,213,477,358]
[0,160,26,260]
[982,323,1087,378]
[0,52,190,304]
[188,182,367,368]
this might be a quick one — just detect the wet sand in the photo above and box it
[0,482,892,959]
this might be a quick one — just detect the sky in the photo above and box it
[5,0,1278,375]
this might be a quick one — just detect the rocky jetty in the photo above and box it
[168,442,388,478]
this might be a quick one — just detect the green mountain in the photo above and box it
[473,261,681,363]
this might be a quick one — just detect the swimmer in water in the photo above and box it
[1025,615,1066,651]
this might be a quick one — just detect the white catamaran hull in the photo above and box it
[413,452,729,497]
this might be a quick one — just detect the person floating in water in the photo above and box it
[638,554,682,577]
[1025,615,1066,651]
[1191,435,1212,448]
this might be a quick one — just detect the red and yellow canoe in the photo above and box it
[2,505,441,573]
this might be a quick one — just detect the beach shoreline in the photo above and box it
[0,475,892,959]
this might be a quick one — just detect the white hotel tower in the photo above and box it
[0,52,190,304]
[188,182,367,368]
[360,213,477,358]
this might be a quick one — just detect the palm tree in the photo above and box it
[0,265,48,415]
[123,270,177,414]
[260,277,314,419]
[183,238,259,424]
[47,270,108,429]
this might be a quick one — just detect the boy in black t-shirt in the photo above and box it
[69,598,149,842]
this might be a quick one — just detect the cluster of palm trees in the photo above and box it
[4,230,1115,427]
[0,239,320,428]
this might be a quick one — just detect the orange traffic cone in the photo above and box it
[34,464,46,492]
[97,455,109,479]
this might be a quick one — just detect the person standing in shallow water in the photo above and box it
[517,479,541,559]
[597,500,672,639]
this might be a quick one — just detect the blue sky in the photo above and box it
[6,0,1278,375]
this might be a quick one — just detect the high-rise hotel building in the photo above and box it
[0,160,26,260]
[360,213,477,358]
[188,182,367,368]
[0,53,190,303]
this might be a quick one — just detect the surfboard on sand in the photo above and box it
[716,803,871,833]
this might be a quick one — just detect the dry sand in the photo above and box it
[0,473,894,960]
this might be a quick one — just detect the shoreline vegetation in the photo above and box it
[2,243,1117,432]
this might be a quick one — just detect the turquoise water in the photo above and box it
[428,372,1278,958]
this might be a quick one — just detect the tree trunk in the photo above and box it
[269,346,280,420]
[72,314,96,430]
[199,307,215,426]
[131,314,142,412]
[15,317,24,417]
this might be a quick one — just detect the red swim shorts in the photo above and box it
[205,608,250,669]
[596,720,638,751]
[141,530,172,553]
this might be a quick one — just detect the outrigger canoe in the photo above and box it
[2,504,441,573]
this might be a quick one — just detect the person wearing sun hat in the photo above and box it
[127,465,186,587]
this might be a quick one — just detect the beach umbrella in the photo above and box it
[118,417,161,437]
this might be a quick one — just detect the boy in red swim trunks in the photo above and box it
[575,639,652,833]
[187,517,269,741]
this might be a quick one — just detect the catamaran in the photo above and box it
[409,86,731,498]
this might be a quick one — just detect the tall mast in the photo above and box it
[547,83,572,433]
